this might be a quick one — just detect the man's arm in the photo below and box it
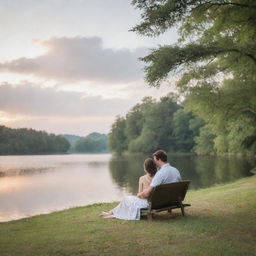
[137,186,154,198]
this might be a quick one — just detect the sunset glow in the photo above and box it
[0,0,178,136]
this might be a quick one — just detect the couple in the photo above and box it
[100,149,182,220]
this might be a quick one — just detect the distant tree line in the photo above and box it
[109,93,256,156]
[74,132,108,153]
[63,132,108,153]
[109,95,204,155]
[0,126,70,155]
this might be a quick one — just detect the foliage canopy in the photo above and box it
[131,0,256,155]
[0,125,70,155]
[109,95,203,154]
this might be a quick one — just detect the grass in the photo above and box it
[0,176,256,256]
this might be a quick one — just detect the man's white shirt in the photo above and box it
[150,163,181,187]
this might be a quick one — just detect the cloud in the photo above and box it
[0,37,147,83]
[0,82,134,117]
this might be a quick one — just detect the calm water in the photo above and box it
[0,154,255,222]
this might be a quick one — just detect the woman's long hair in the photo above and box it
[144,158,157,177]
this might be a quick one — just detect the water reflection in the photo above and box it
[109,155,145,194]
[0,154,124,222]
[109,154,255,192]
[0,154,255,222]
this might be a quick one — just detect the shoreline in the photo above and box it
[0,202,118,224]
[0,152,255,158]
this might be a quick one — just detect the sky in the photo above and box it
[0,0,179,136]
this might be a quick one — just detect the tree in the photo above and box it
[0,125,70,155]
[125,97,155,142]
[109,116,127,155]
[108,95,205,154]
[185,79,256,154]
[194,125,216,155]
[54,136,70,153]
[172,109,204,152]
[75,133,108,153]
[125,94,179,154]
[132,0,256,155]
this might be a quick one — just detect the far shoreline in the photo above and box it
[0,151,255,159]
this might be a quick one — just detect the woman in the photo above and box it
[138,158,156,193]
[100,158,157,220]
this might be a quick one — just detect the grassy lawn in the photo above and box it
[0,175,256,256]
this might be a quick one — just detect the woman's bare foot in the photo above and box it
[99,211,113,217]
[103,214,115,219]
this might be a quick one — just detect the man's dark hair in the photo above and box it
[152,149,167,162]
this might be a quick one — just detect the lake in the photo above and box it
[0,154,255,222]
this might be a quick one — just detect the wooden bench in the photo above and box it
[141,180,191,220]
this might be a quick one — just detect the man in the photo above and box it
[137,149,181,198]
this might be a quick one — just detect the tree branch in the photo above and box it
[216,49,256,64]
[203,1,256,8]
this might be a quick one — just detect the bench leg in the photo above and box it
[181,205,185,216]
[147,212,153,221]
[178,197,185,217]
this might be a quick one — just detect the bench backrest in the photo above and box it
[148,180,190,210]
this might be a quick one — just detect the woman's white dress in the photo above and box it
[112,195,149,220]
